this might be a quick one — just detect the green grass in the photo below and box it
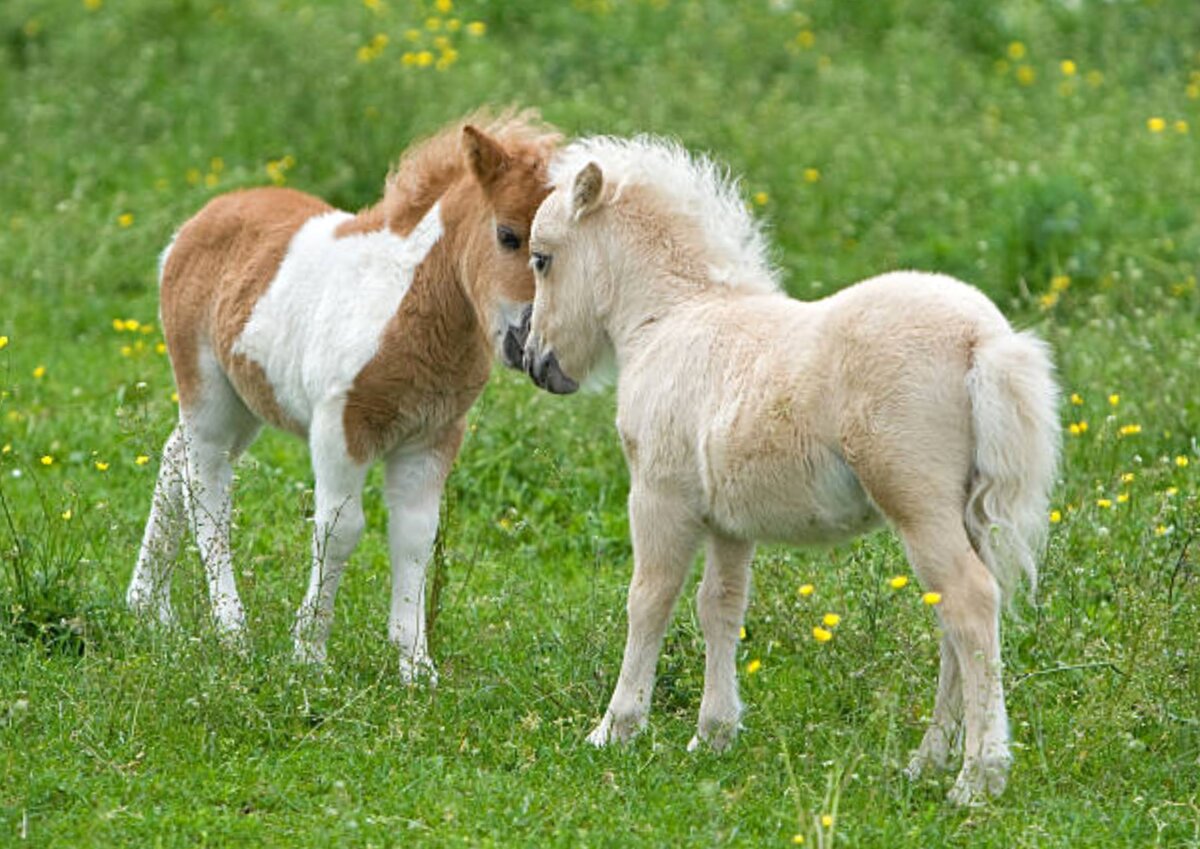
[2,0,1199,845]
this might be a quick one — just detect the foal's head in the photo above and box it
[522,136,778,394]
[451,117,560,370]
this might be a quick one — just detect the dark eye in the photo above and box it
[496,225,521,251]
[532,251,552,274]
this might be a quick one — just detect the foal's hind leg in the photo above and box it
[588,486,703,746]
[903,633,963,779]
[689,533,755,753]
[900,521,1008,806]
[181,376,262,638]
[128,426,187,625]
[292,402,369,666]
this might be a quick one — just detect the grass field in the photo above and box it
[2,0,1199,845]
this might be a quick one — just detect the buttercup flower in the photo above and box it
[888,575,909,589]
[746,659,762,674]
[922,592,942,606]
[822,613,841,627]
[798,583,814,597]
[812,626,832,643]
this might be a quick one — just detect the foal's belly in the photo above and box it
[703,446,882,545]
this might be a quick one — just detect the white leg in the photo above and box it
[904,633,963,779]
[128,426,187,625]
[292,404,369,666]
[384,440,454,684]
[902,522,1009,806]
[588,486,702,747]
[688,534,755,753]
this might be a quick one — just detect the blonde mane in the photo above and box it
[379,107,562,231]
[550,136,780,293]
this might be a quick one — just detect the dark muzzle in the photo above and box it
[501,305,533,370]
[523,346,579,395]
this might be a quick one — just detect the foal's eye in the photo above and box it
[531,252,552,274]
[496,226,521,251]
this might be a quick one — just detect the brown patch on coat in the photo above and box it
[341,113,560,462]
[160,186,330,432]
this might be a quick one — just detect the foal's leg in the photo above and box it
[900,521,1008,806]
[689,533,755,752]
[903,633,963,779]
[181,381,262,637]
[128,426,187,625]
[588,487,703,746]
[292,403,369,665]
[383,434,457,684]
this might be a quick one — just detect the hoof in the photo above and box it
[586,710,644,747]
[947,754,1010,807]
[398,653,438,687]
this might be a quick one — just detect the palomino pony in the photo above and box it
[128,111,561,681]
[520,137,1060,805]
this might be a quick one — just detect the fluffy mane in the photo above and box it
[549,136,780,293]
[378,107,561,230]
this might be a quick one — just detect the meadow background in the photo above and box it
[2,0,1198,845]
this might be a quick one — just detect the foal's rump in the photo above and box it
[825,271,1058,600]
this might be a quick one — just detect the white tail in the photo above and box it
[965,330,1061,603]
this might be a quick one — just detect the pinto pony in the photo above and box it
[520,137,1060,805]
[128,111,561,680]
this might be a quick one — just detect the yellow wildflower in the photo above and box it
[61,509,72,521]
[0,335,7,350]
[1059,59,1076,76]
[120,345,132,357]
[812,626,832,643]
[1007,41,1026,60]
[803,168,821,184]
[95,461,109,471]
[124,318,140,332]
[1165,486,1178,496]
[746,659,762,674]
[753,191,769,206]
[416,50,433,67]
[1108,393,1119,406]
[32,365,46,379]
[1,444,9,454]
[155,342,167,354]
[798,583,814,597]
[404,28,421,41]
[1039,292,1059,310]
[466,21,486,36]
[1155,524,1168,536]
[446,18,461,32]
[1175,120,1190,134]
[1070,392,1083,405]
[1096,498,1112,509]
[436,48,458,70]
[795,30,815,49]
[821,814,834,828]
[1016,65,1036,86]
[888,575,909,589]
[1050,274,1071,292]
[84,0,103,10]
[1176,455,1190,468]
[171,391,179,403]
[40,455,53,466]
[1119,424,1142,436]
[135,455,150,466]
[118,213,134,228]
[1116,493,1130,504]
[822,613,841,627]
[792,836,805,845]
[922,592,942,606]
[1121,473,1135,483]
[435,0,452,12]
[1147,117,1166,133]
[425,16,441,30]
[1049,510,1062,524]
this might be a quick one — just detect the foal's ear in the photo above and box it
[462,125,510,188]
[571,161,605,220]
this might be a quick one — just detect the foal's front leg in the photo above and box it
[588,486,702,746]
[689,533,755,752]
[384,441,455,684]
[293,405,370,665]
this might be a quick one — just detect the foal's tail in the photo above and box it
[964,330,1061,604]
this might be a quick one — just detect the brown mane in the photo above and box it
[338,107,561,237]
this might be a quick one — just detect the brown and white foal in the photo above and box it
[128,113,560,680]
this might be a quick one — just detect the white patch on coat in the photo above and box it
[231,203,444,428]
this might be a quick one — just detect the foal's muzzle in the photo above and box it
[523,347,580,395]
[501,305,533,370]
